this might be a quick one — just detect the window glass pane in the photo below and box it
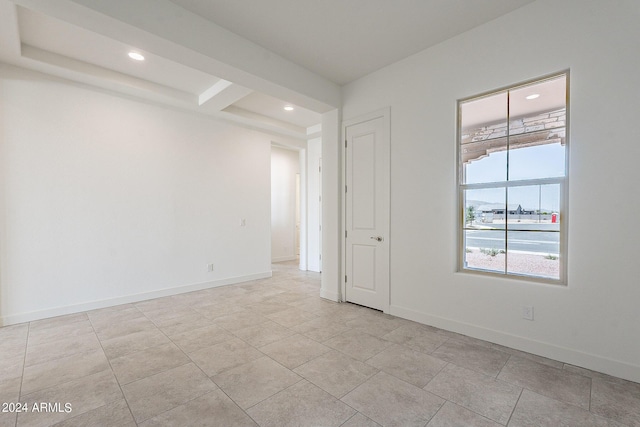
[508,76,566,181]
[464,188,506,229]
[508,142,565,181]
[464,230,505,274]
[458,73,567,284]
[506,231,560,280]
[460,92,507,184]
[507,185,561,231]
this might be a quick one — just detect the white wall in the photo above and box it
[298,149,307,271]
[270,146,299,262]
[341,0,640,382]
[306,137,322,272]
[320,109,341,302]
[0,64,273,325]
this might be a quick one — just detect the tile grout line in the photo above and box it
[504,387,524,426]
[496,354,513,379]
[15,322,30,427]
[86,313,139,427]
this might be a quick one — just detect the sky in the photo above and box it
[464,143,564,212]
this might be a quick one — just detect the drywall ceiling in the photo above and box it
[0,0,536,140]
[170,0,536,85]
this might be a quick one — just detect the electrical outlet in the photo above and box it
[522,306,534,321]
[207,263,215,272]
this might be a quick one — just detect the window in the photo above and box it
[458,73,568,284]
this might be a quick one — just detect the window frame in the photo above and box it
[456,71,570,285]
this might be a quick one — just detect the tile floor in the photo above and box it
[1,261,639,426]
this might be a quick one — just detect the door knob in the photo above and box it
[370,236,383,242]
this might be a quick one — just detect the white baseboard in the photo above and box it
[0,271,272,326]
[389,304,640,384]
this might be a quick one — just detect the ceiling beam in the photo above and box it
[198,80,253,113]
[9,0,341,112]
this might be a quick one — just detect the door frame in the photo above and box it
[341,107,391,312]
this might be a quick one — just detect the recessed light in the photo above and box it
[526,94,540,100]
[284,105,294,111]
[128,52,145,61]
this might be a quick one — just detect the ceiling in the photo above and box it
[0,0,536,142]
[170,0,535,86]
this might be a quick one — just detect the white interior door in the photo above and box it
[344,109,390,311]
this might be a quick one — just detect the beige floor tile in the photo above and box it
[170,324,234,354]
[25,332,102,367]
[224,293,269,306]
[213,311,269,332]
[490,343,565,369]
[287,296,341,313]
[424,363,521,424]
[440,332,495,349]
[134,296,184,313]
[0,377,21,402]
[193,303,248,320]
[564,363,640,387]
[232,320,295,348]
[168,289,213,306]
[345,313,405,338]
[93,316,158,341]
[0,324,29,360]
[264,307,318,328]
[86,305,143,329]
[426,401,503,427]
[101,328,171,360]
[291,318,351,342]
[139,390,257,427]
[53,399,136,427]
[18,370,122,427]
[382,323,449,354]
[0,378,21,427]
[247,380,355,427]
[591,377,640,426]
[0,354,24,384]
[497,356,592,410]
[110,342,190,384]
[294,350,379,398]
[316,305,367,323]
[212,356,301,409]
[27,320,95,347]
[189,337,264,376]
[431,339,510,377]
[342,371,444,427]
[340,413,382,427]
[140,304,200,323]
[324,329,392,361]
[244,301,291,316]
[122,363,217,423]
[0,412,16,427]
[509,389,624,427]
[366,344,447,387]
[259,334,331,369]
[263,291,310,305]
[29,313,88,332]
[154,312,215,337]
[21,349,110,395]
[4,262,639,427]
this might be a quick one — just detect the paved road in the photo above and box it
[465,229,559,254]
